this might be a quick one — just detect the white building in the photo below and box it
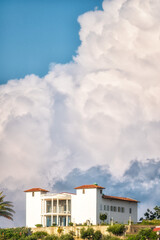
[24,184,138,227]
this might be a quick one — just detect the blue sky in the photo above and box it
[0,0,102,84]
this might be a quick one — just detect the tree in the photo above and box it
[140,206,160,221]
[107,224,125,236]
[99,213,107,223]
[0,191,15,220]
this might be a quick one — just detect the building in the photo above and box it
[24,184,138,227]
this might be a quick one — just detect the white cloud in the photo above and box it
[0,0,160,226]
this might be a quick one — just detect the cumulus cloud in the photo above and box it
[0,0,160,226]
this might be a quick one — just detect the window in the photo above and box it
[121,207,125,213]
[129,208,132,214]
[100,204,102,210]
[32,192,34,197]
[114,206,117,212]
[104,205,106,210]
[110,206,113,211]
[82,189,85,194]
[118,207,120,212]
[107,205,109,211]
[100,190,102,194]
[46,201,52,213]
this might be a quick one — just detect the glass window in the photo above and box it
[121,207,125,213]
[53,216,57,225]
[107,205,109,211]
[129,208,132,214]
[104,205,106,210]
[46,216,51,227]
[46,201,52,213]
[110,206,113,211]
[83,189,85,194]
[32,192,34,197]
[68,200,71,213]
[59,200,66,213]
[118,207,120,212]
[114,206,117,212]
[100,190,102,194]
[100,204,102,210]
[53,200,57,213]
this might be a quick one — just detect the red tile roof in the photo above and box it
[153,227,160,232]
[74,184,105,189]
[102,195,138,202]
[24,188,49,193]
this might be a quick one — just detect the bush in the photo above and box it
[60,234,74,240]
[69,222,73,226]
[52,223,57,227]
[35,224,43,227]
[107,224,125,236]
[80,227,95,239]
[45,234,59,240]
[57,227,64,235]
[94,230,102,240]
[102,236,121,240]
[0,227,31,240]
[135,228,157,240]
[139,219,160,225]
[32,231,48,239]
[69,231,75,237]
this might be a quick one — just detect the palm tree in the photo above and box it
[0,191,15,220]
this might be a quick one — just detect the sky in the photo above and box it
[0,0,160,228]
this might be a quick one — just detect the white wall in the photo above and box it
[71,188,97,225]
[26,191,42,228]
[98,196,137,224]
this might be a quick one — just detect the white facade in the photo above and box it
[25,188,72,228]
[25,184,138,227]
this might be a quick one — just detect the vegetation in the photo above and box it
[35,224,43,227]
[57,227,64,235]
[107,224,125,236]
[102,236,120,240]
[68,222,73,226]
[60,233,74,240]
[0,192,15,221]
[80,227,103,240]
[138,219,160,225]
[140,205,160,220]
[126,228,157,240]
[0,227,31,240]
[0,225,157,240]
[99,214,107,223]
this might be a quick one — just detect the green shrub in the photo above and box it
[69,231,75,237]
[80,227,95,239]
[57,227,64,235]
[0,227,31,240]
[35,224,43,227]
[136,228,157,240]
[60,234,74,240]
[102,236,121,240]
[52,223,57,227]
[93,230,102,240]
[69,222,73,226]
[45,234,59,240]
[107,224,125,236]
[32,231,48,239]
[140,219,160,225]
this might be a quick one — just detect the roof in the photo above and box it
[153,227,160,232]
[102,195,139,203]
[24,188,49,193]
[74,184,105,189]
